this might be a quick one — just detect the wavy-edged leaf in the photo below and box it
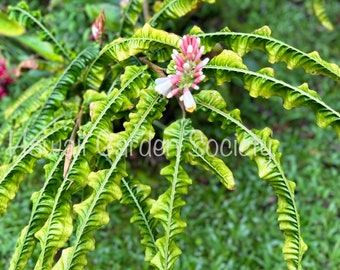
[119,0,144,37]
[52,164,124,270]
[82,65,150,161]
[150,118,193,270]
[0,119,73,217]
[53,88,166,270]
[3,98,78,166]
[313,0,334,31]
[86,24,179,89]
[195,90,307,270]
[197,28,340,81]
[149,0,215,27]
[185,129,235,190]
[33,156,90,270]
[8,1,70,60]
[9,153,65,270]
[204,50,340,137]
[27,45,98,141]
[7,1,41,28]
[33,66,151,270]
[0,78,54,149]
[34,66,154,268]
[120,178,158,262]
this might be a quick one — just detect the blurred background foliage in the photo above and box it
[0,0,340,269]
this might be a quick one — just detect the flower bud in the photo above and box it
[91,10,105,41]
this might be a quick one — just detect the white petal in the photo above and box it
[187,44,193,54]
[155,77,173,96]
[196,37,201,45]
[91,26,99,40]
[181,90,196,113]
[202,57,209,66]
[155,77,169,84]
[183,62,190,71]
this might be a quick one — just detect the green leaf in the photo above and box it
[35,68,162,269]
[205,50,340,137]
[120,178,158,262]
[8,1,71,60]
[82,65,150,160]
[52,165,124,270]
[0,11,25,36]
[0,78,55,151]
[9,153,65,270]
[86,24,180,89]
[150,118,193,270]
[149,0,215,27]
[0,119,73,217]
[313,0,334,31]
[33,66,153,270]
[54,85,166,270]
[197,29,340,81]
[34,188,75,270]
[119,0,144,37]
[15,35,63,61]
[186,129,235,190]
[196,90,307,270]
[5,78,54,119]
[27,45,98,140]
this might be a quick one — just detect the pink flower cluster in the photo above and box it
[155,35,209,113]
[0,59,13,98]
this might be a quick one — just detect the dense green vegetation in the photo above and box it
[0,0,340,269]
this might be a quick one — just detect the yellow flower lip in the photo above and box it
[185,105,195,113]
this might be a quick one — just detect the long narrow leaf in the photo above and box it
[33,66,151,270]
[186,128,235,190]
[313,0,334,31]
[8,2,70,60]
[149,0,215,27]
[196,90,307,270]
[27,45,98,141]
[0,118,73,216]
[53,88,166,269]
[119,0,144,37]
[150,118,193,270]
[204,50,340,137]
[9,153,65,270]
[86,24,179,89]
[196,28,340,81]
[120,178,158,262]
